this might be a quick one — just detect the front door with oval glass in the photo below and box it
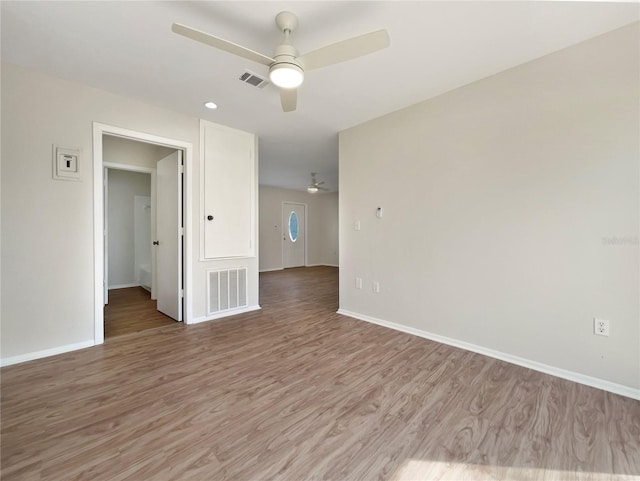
[282,202,305,268]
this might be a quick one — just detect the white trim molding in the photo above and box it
[337,309,640,401]
[1,340,95,367]
[190,305,261,325]
[93,122,194,346]
[103,162,155,174]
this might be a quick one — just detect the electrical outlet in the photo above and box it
[594,318,610,337]
[355,277,362,289]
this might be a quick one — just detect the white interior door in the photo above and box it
[283,202,305,268]
[156,150,182,321]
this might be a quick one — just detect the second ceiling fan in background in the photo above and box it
[307,173,328,193]
[172,11,390,112]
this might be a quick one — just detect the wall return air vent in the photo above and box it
[239,70,269,88]
[207,267,248,316]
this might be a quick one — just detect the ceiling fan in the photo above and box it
[172,11,390,112]
[307,173,329,193]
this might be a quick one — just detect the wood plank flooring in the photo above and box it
[2,266,639,480]
[104,286,178,338]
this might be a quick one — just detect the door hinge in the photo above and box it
[179,165,184,174]
[180,227,184,236]
[180,289,184,298]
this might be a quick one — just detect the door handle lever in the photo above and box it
[153,240,159,246]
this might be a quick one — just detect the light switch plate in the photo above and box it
[53,145,81,181]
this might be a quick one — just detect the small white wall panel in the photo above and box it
[202,121,256,259]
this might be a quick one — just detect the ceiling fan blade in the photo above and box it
[172,23,274,67]
[299,29,390,71]
[280,88,297,112]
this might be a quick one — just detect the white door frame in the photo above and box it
[93,122,193,345]
[281,202,307,268]
[104,167,109,305]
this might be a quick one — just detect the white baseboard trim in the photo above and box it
[259,268,284,273]
[189,305,262,325]
[108,283,139,290]
[337,309,640,401]
[1,340,96,367]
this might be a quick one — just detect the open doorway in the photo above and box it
[103,163,177,337]
[93,123,193,344]
[103,138,181,337]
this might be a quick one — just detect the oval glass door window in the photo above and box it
[288,211,299,242]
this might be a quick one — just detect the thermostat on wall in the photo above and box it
[53,145,81,181]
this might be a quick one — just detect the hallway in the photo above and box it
[104,287,177,338]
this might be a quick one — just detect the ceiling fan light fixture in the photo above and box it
[203,101,218,109]
[173,11,390,112]
[269,63,304,89]
[307,185,319,194]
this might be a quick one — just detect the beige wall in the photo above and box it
[103,135,176,169]
[1,63,259,362]
[339,23,639,393]
[259,185,338,271]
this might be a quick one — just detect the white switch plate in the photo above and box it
[53,145,81,181]
[355,277,362,289]
[354,221,361,231]
[373,281,380,293]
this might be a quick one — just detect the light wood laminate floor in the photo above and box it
[1,266,638,480]
[104,286,178,338]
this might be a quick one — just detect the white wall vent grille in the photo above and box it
[207,267,248,315]
[239,71,269,88]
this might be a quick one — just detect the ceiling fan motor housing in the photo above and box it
[269,44,304,88]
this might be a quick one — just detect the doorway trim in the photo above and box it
[281,202,308,268]
[93,122,193,345]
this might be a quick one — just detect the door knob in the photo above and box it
[207,215,214,221]
[152,240,159,245]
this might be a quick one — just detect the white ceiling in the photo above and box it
[2,1,638,193]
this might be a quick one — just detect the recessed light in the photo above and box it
[204,101,218,109]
